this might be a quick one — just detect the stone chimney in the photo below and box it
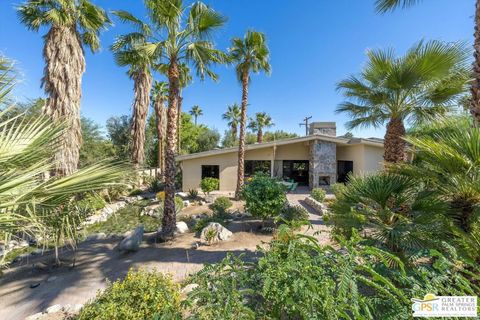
[309,122,336,136]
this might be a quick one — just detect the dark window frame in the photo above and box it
[201,165,220,180]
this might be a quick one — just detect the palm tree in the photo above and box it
[145,0,226,238]
[229,31,271,198]
[248,112,274,143]
[190,105,203,125]
[111,11,155,166]
[151,81,168,172]
[17,0,110,176]
[336,40,469,163]
[222,103,242,138]
[375,0,480,126]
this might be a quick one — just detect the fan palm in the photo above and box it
[111,10,156,166]
[395,118,480,262]
[151,81,168,172]
[375,0,480,126]
[0,56,129,265]
[222,104,242,139]
[17,0,110,176]
[190,105,203,126]
[248,112,274,143]
[144,0,226,238]
[328,173,448,264]
[229,31,271,198]
[336,40,469,163]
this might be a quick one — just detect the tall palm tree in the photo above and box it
[145,0,226,238]
[190,105,203,125]
[151,81,168,172]
[17,0,110,176]
[375,0,480,126]
[229,31,271,198]
[336,40,469,163]
[222,103,241,138]
[177,64,193,153]
[248,112,274,143]
[111,10,155,166]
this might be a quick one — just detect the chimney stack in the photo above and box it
[309,122,336,136]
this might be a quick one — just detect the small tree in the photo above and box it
[201,178,219,196]
[243,173,286,221]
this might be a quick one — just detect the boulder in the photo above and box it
[204,195,215,204]
[86,233,107,241]
[200,223,232,244]
[118,225,144,252]
[46,304,63,314]
[176,221,189,234]
[176,192,189,199]
[182,200,190,207]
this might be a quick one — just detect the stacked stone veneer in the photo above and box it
[309,139,336,188]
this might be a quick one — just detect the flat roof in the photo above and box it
[176,134,383,162]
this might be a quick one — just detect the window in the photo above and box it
[245,160,271,177]
[201,165,219,179]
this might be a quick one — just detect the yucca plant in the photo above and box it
[327,173,448,264]
[0,55,130,265]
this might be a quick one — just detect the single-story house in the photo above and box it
[176,122,384,191]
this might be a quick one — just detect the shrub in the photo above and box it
[310,188,326,202]
[188,188,199,199]
[77,193,106,211]
[200,177,219,195]
[209,196,232,215]
[330,183,347,198]
[243,173,286,220]
[149,178,165,192]
[193,215,225,233]
[155,196,184,214]
[156,191,165,202]
[281,205,308,223]
[129,188,143,196]
[77,268,181,319]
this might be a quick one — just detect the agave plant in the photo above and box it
[327,173,448,264]
[0,56,130,265]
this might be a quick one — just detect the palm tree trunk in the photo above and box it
[232,124,237,139]
[162,61,180,239]
[384,117,406,163]
[257,128,263,143]
[177,92,183,153]
[154,98,165,173]
[471,0,480,126]
[131,71,152,166]
[235,71,249,199]
[42,26,85,176]
[194,115,198,126]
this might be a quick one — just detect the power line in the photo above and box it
[299,116,312,136]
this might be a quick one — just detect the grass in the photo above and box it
[2,246,37,264]
[84,202,160,236]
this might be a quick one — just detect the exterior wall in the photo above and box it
[309,140,336,188]
[275,142,309,160]
[336,144,384,176]
[362,145,384,173]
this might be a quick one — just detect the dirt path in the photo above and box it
[0,198,331,320]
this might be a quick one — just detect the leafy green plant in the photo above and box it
[203,228,218,245]
[243,173,286,221]
[331,182,347,198]
[77,193,107,211]
[155,196,184,215]
[209,196,232,215]
[148,178,165,193]
[187,188,198,199]
[200,177,219,196]
[310,187,326,202]
[77,268,181,319]
[280,205,308,223]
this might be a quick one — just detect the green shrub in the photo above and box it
[200,177,219,195]
[330,183,347,198]
[129,188,143,196]
[155,196,184,214]
[310,187,326,202]
[209,196,232,215]
[193,215,225,233]
[281,205,308,223]
[77,193,106,211]
[148,178,165,192]
[77,268,181,319]
[243,173,286,220]
[188,188,199,199]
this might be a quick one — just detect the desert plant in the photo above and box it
[148,178,165,193]
[209,196,233,216]
[77,268,181,319]
[200,177,219,196]
[243,173,286,221]
[280,205,309,223]
[156,191,165,202]
[129,188,143,196]
[310,188,326,202]
[187,189,199,200]
[193,216,226,233]
[330,183,347,198]
[77,193,107,211]
[203,228,218,245]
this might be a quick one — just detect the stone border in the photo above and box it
[304,196,329,215]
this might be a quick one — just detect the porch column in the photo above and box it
[271,145,276,177]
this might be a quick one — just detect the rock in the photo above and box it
[86,233,107,241]
[31,248,43,256]
[200,223,232,244]
[182,200,190,207]
[30,282,41,289]
[118,225,144,252]
[19,240,29,248]
[204,195,215,203]
[181,283,199,295]
[71,304,83,313]
[7,240,18,249]
[46,304,63,314]
[46,276,57,282]
[25,312,44,320]
[176,192,189,199]
[176,221,189,234]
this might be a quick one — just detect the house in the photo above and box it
[176,122,384,191]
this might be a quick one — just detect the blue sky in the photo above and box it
[0,0,474,138]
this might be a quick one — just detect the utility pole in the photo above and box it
[299,116,312,136]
